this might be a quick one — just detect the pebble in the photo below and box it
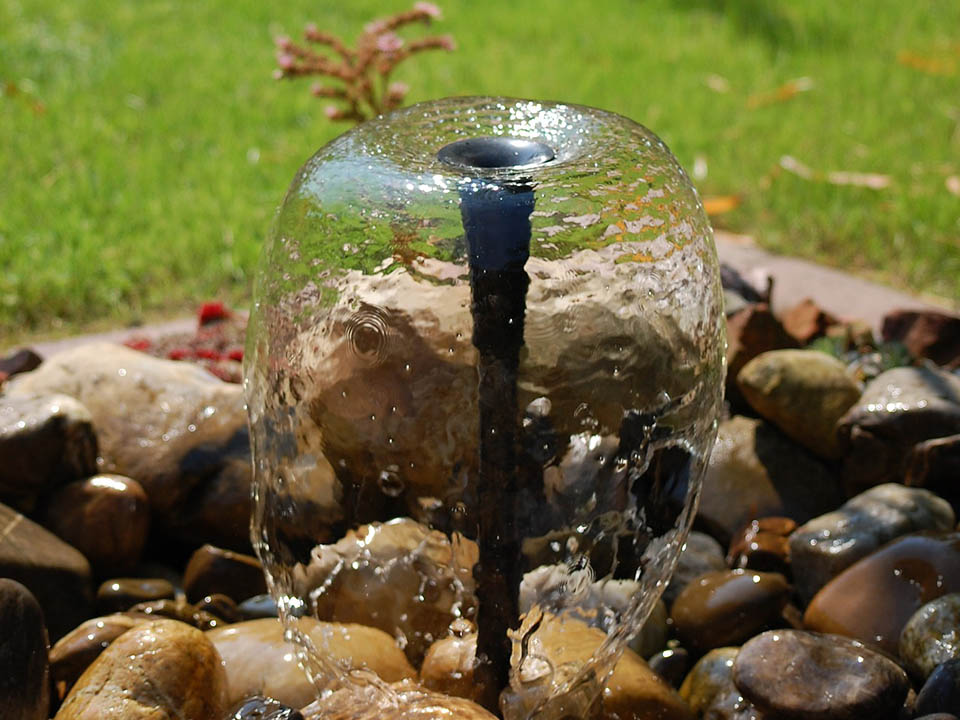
[195,592,243,623]
[225,695,304,720]
[727,516,795,574]
[899,593,960,681]
[128,597,223,630]
[781,298,838,345]
[300,682,498,720]
[0,579,50,720]
[96,577,175,614]
[42,475,151,575]
[699,415,842,544]
[183,543,267,603]
[915,659,960,716]
[501,613,694,720]
[679,647,764,719]
[736,349,861,459]
[0,347,43,377]
[662,530,727,608]
[732,629,910,719]
[906,433,960,511]
[725,303,798,403]
[419,620,484,704]
[836,366,960,495]
[804,532,960,655]
[0,393,97,512]
[49,613,148,695]
[55,618,228,720]
[5,342,253,550]
[237,593,278,619]
[0,501,92,640]
[670,568,790,651]
[790,483,955,603]
[882,309,960,369]
[207,617,416,708]
[647,647,690,689]
[305,518,478,665]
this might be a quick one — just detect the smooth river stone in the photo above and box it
[43,474,151,575]
[732,630,910,719]
[301,682,497,720]
[837,366,960,495]
[906,433,960,512]
[6,342,253,550]
[699,416,842,545]
[804,532,960,655]
[900,593,960,681]
[725,303,798,403]
[49,613,150,695]
[0,393,97,512]
[736,349,861,459]
[419,620,486,705]
[55,618,228,720]
[183,543,266,603]
[0,579,50,720]
[503,613,694,720]
[0,501,92,640]
[727,516,795,574]
[789,483,955,603]
[662,530,727,608]
[670,569,790,652]
[679,647,764,719]
[225,695,303,720]
[96,577,175,614]
[207,617,416,708]
[915,659,960,716]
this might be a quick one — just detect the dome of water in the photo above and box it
[244,97,726,719]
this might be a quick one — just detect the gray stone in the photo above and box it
[900,594,960,682]
[0,393,97,512]
[679,647,764,719]
[0,579,49,720]
[699,416,843,545]
[915,659,960,716]
[790,483,955,603]
[0,501,92,640]
[737,349,861,459]
[733,629,910,720]
[6,342,252,550]
[662,531,727,608]
[837,366,960,495]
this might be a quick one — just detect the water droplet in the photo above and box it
[378,469,405,497]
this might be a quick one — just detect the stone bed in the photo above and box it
[1,269,959,719]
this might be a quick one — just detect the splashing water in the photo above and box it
[244,97,725,719]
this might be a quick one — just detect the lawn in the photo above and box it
[1,0,958,341]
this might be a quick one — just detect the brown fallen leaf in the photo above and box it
[897,50,957,77]
[702,195,741,215]
[779,156,892,190]
[747,77,814,109]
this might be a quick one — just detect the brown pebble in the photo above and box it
[183,543,266,603]
[670,569,790,651]
[0,579,50,720]
[49,614,149,697]
[96,577,174,614]
[727,516,795,574]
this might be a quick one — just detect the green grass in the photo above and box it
[1,0,958,341]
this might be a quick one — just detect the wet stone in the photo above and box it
[0,393,97,512]
[915,659,960,716]
[790,483,955,603]
[699,416,842,545]
[647,647,690,689]
[128,597,223,630]
[906,433,960,512]
[237,593,278,619]
[727,516,795,575]
[737,349,861,460]
[196,593,243,624]
[0,579,50,720]
[207,617,416,708]
[804,532,960,655]
[900,594,960,681]
[419,620,485,705]
[96,577,175,614]
[732,629,910,720]
[300,683,498,720]
[882,309,960,370]
[670,568,790,651]
[183,543,267,603]
[43,475,151,576]
[49,613,149,697]
[55,618,228,720]
[662,530,727,608]
[837,366,960,495]
[679,647,764,719]
[0,501,92,640]
[225,695,304,720]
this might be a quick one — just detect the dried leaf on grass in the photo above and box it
[702,195,741,215]
[897,50,957,77]
[747,77,814,108]
[779,156,892,189]
[947,175,960,197]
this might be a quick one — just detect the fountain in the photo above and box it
[244,97,726,719]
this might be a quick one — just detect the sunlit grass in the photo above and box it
[1,0,958,341]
